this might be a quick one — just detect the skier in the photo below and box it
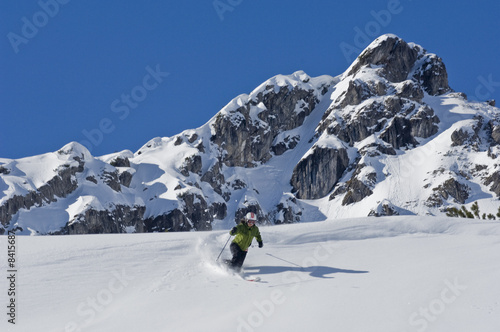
[227,212,263,272]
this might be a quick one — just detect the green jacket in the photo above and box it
[230,222,262,251]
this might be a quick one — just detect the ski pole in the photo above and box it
[216,234,232,262]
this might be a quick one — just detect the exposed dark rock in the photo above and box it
[174,136,183,146]
[291,147,349,199]
[414,54,450,95]
[0,194,36,228]
[65,205,146,234]
[110,157,130,168]
[451,118,483,148]
[275,196,302,224]
[102,171,121,192]
[324,101,389,145]
[487,100,496,107]
[341,165,376,205]
[86,176,98,184]
[211,110,272,167]
[0,158,84,228]
[230,179,247,191]
[484,172,500,197]
[272,135,300,156]
[396,80,424,101]
[380,116,418,149]
[201,162,225,195]
[349,35,449,96]
[211,202,228,220]
[329,183,348,201]
[178,192,213,231]
[410,106,440,138]
[211,84,321,167]
[144,209,190,232]
[342,177,373,205]
[321,96,438,151]
[348,36,419,83]
[488,121,500,145]
[180,155,202,176]
[451,129,472,147]
[431,178,470,204]
[335,80,378,108]
[447,92,467,100]
[359,143,396,157]
[0,166,10,175]
[368,203,399,217]
[473,164,488,173]
[144,191,227,232]
[196,142,205,153]
[119,171,133,188]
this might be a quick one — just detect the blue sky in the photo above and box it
[1,0,499,159]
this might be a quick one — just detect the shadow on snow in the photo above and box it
[245,265,368,279]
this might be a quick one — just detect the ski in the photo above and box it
[243,276,261,282]
[217,259,262,281]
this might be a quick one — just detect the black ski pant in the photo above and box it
[230,242,247,271]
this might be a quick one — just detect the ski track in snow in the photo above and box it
[1,216,500,332]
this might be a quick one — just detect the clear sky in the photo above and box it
[1,0,499,159]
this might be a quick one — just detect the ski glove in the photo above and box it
[258,241,263,248]
[230,227,237,235]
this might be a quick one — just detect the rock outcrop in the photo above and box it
[65,205,146,234]
[210,77,328,167]
[291,147,349,199]
[0,157,84,225]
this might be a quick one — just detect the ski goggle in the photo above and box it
[247,219,256,226]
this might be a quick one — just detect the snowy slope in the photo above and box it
[1,216,500,332]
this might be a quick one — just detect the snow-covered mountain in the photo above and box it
[1,34,499,235]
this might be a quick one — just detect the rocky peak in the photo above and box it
[347,34,420,82]
[210,71,334,167]
[346,34,449,96]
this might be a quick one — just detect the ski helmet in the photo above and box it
[245,212,257,223]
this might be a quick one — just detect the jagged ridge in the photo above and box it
[1,34,499,235]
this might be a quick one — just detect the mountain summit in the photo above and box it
[1,34,499,235]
